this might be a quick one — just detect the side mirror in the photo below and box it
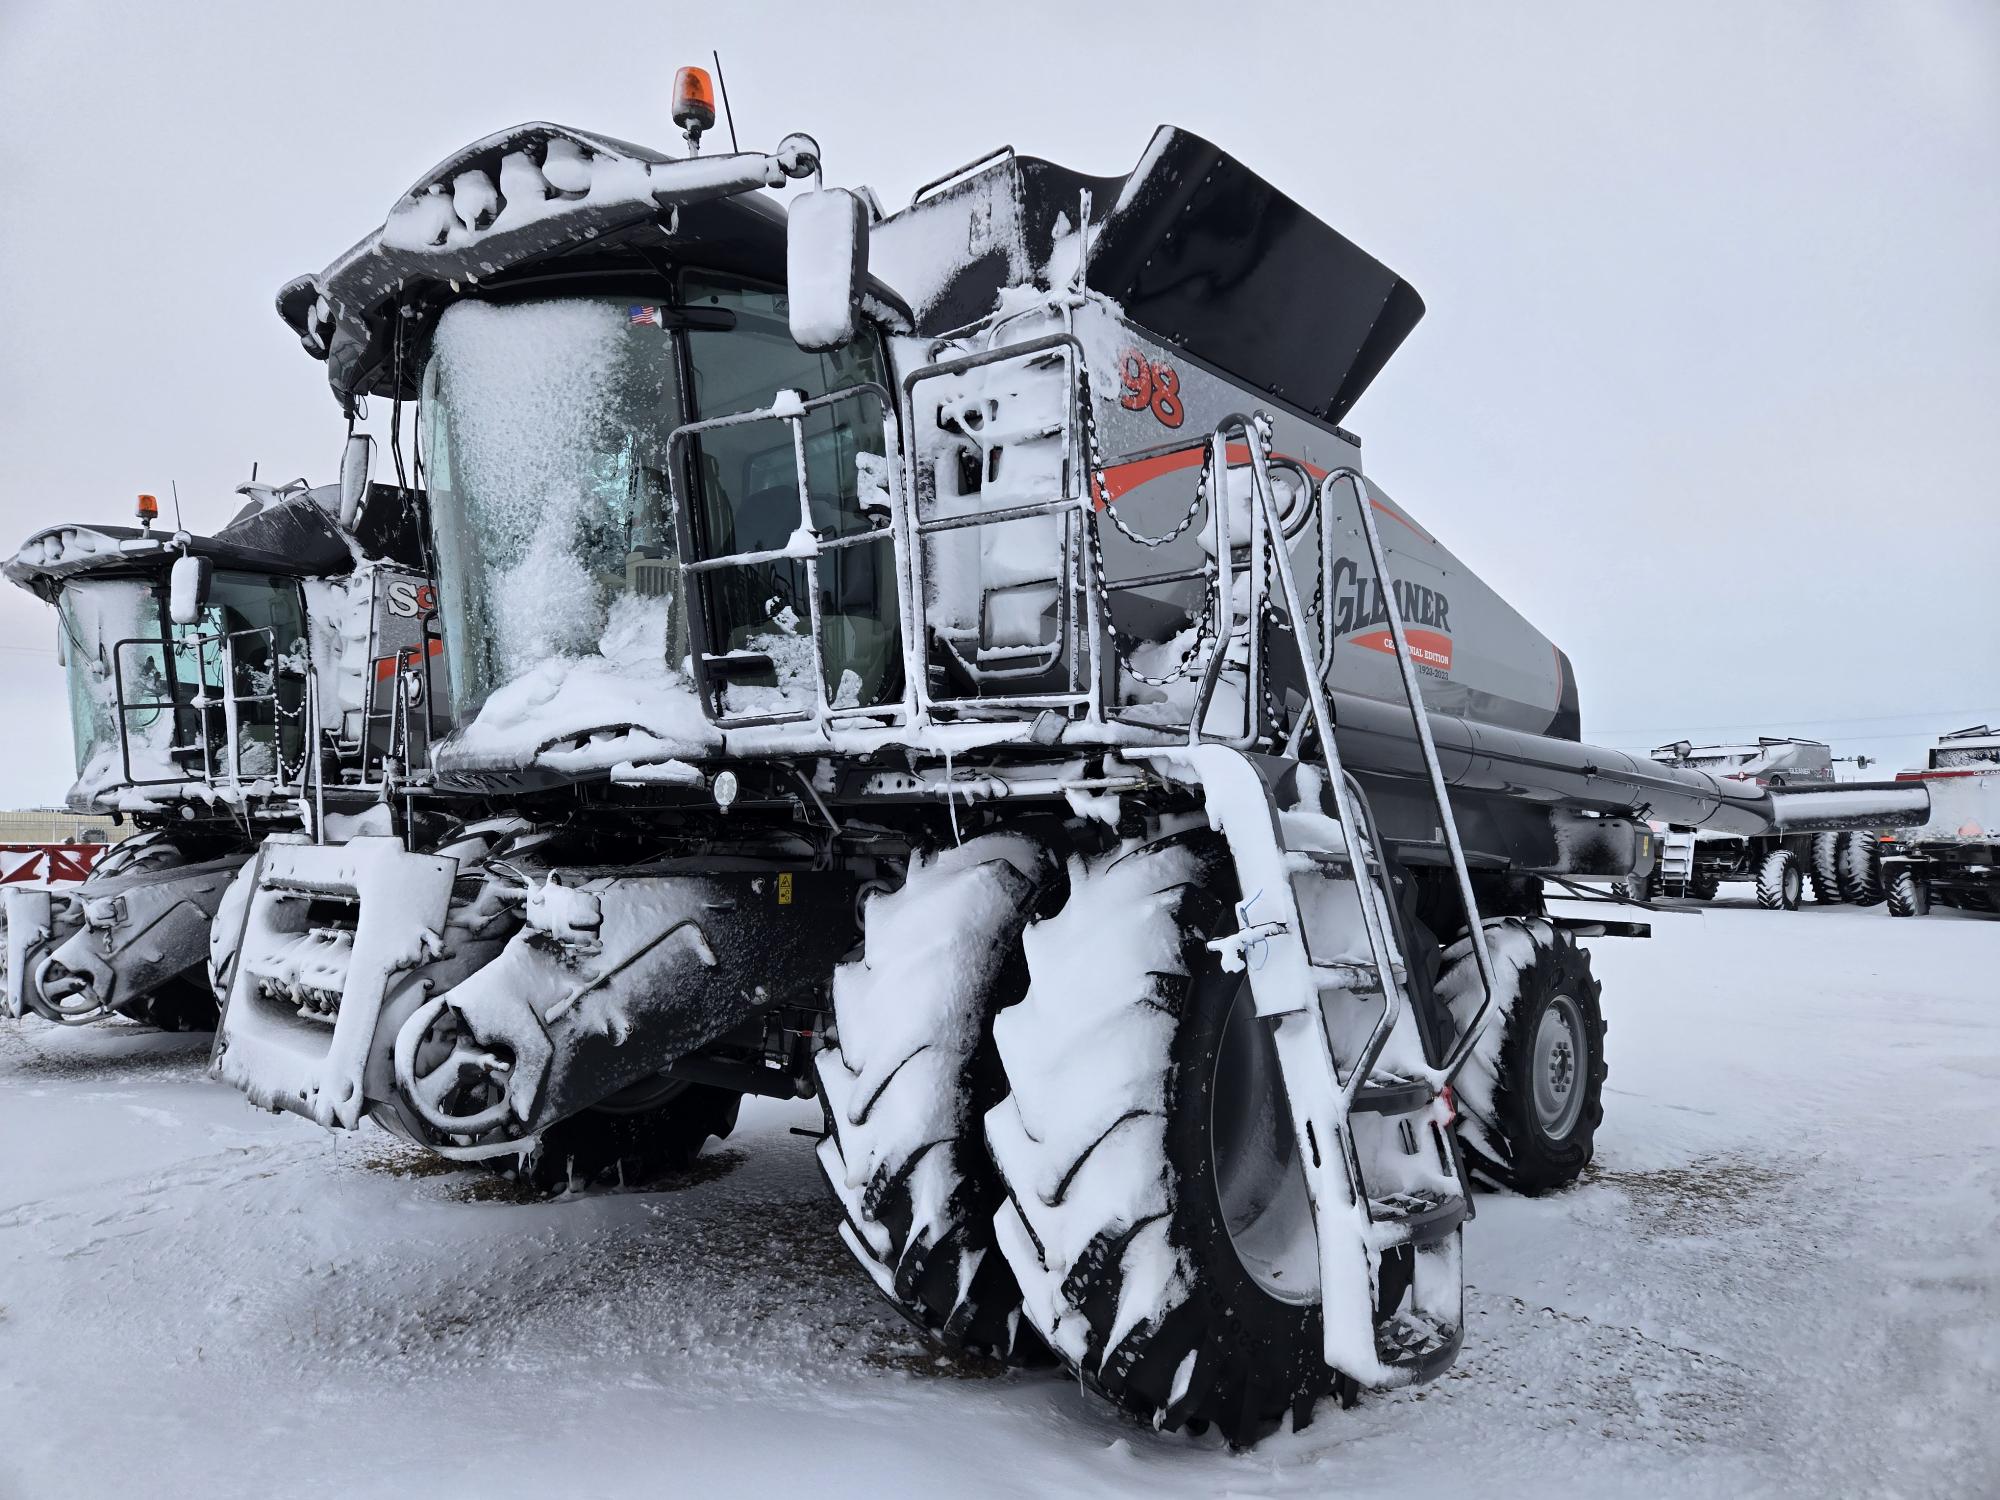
[787,188,869,351]
[169,553,212,627]
[338,432,375,528]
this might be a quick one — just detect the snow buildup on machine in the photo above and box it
[443,593,718,772]
[1436,917,1550,1166]
[819,834,1042,1268]
[984,839,1206,1364]
[301,568,373,736]
[380,133,766,257]
[426,297,719,771]
[431,298,621,674]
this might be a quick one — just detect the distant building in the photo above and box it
[0,808,129,846]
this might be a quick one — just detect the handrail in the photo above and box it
[666,381,902,732]
[1317,470,1497,1080]
[1235,423,1408,1103]
[898,334,1096,722]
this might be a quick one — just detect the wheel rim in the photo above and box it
[1210,974,1317,1304]
[1783,865,1802,906]
[1531,995,1587,1140]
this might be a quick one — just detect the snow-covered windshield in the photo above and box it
[422,284,899,729]
[423,297,685,720]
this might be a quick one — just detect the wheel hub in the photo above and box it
[1530,995,1587,1140]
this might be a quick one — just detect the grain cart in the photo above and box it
[1877,726,2000,916]
[2,473,439,1029]
[212,89,1929,1444]
[1642,738,1853,909]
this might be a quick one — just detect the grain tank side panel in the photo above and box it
[1072,305,1570,741]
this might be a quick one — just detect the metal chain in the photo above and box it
[1078,376,1210,549]
[1073,368,1222,690]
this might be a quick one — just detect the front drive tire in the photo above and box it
[815,835,1048,1361]
[1810,832,1845,904]
[984,837,1346,1445]
[1441,919,1606,1196]
[1756,849,1803,911]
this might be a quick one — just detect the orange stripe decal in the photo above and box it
[1095,445,1433,544]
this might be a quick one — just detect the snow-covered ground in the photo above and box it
[1,899,1994,1499]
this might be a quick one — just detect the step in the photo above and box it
[1351,1075,1435,1115]
[1368,1189,1466,1249]
[1374,1308,1462,1382]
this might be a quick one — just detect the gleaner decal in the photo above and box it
[1328,557,1454,673]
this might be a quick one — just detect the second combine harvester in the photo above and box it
[209,78,1927,1443]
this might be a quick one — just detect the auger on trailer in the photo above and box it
[212,78,1932,1444]
[2,468,440,1030]
[1638,738,1863,909]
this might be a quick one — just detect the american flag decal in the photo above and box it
[628,305,663,327]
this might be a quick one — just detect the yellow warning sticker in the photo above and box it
[777,872,794,906]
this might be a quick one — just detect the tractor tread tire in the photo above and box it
[1886,867,1925,918]
[1756,849,1802,911]
[1442,919,1606,1196]
[1839,835,1885,906]
[985,836,1347,1448]
[1810,832,1845,904]
[815,835,1049,1362]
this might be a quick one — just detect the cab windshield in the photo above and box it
[423,296,685,720]
[421,283,897,725]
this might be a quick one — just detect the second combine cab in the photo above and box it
[2,472,440,1030]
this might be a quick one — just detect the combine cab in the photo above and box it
[209,89,1930,1443]
[2,474,441,1029]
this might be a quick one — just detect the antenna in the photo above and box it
[713,50,740,153]
[170,480,184,531]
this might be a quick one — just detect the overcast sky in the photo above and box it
[1,0,1993,805]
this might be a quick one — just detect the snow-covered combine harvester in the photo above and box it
[210,75,1931,1443]
[1876,726,2000,917]
[2,478,438,1029]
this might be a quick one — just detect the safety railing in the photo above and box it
[112,625,302,792]
[899,334,1101,722]
[667,382,905,732]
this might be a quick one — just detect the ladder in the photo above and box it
[1144,416,1497,1386]
[1659,831,1698,894]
